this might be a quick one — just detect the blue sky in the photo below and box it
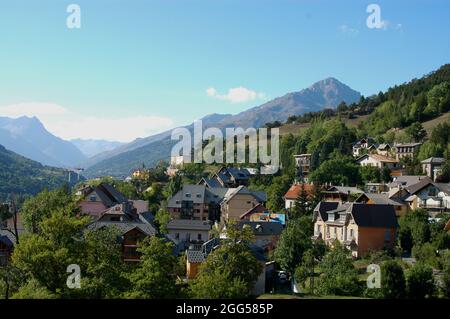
[0,0,449,141]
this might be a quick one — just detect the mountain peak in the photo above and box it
[307,77,348,91]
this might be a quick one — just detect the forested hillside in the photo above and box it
[0,144,79,200]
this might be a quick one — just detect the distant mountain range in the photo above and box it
[0,116,87,167]
[82,77,361,178]
[0,144,81,200]
[70,139,124,158]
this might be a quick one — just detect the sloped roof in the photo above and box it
[313,201,340,221]
[421,157,445,164]
[239,203,266,219]
[284,183,315,199]
[325,186,364,195]
[350,203,398,228]
[0,230,15,246]
[405,179,434,195]
[356,193,404,206]
[186,250,205,263]
[395,142,422,147]
[167,219,212,231]
[198,177,223,188]
[435,183,450,195]
[377,143,391,150]
[356,153,398,163]
[222,186,267,204]
[83,182,128,207]
[238,221,284,236]
[87,220,157,237]
[388,176,431,189]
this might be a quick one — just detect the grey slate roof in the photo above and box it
[421,157,445,164]
[388,176,432,189]
[87,220,157,237]
[0,230,15,246]
[356,193,404,206]
[313,202,340,221]
[186,250,205,263]
[238,221,284,236]
[350,203,398,228]
[434,183,450,195]
[167,219,212,231]
[326,186,364,194]
[405,179,434,195]
[198,177,223,188]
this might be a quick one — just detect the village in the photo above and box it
[1,136,449,299]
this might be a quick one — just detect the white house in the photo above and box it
[356,153,399,170]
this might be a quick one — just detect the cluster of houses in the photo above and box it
[1,137,449,295]
[295,137,446,182]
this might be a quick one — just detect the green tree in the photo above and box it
[406,263,435,299]
[164,174,183,199]
[189,221,262,298]
[11,209,90,295]
[317,243,361,297]
[77,227,130,299]
[154,208,171,234]
[398,209,430,253]
[291,184,309,219]
[21,187,77,234]
[274,216,312,273]
[380,260,406,299]
[124,236,179,299]
[190,268,248,299]
[11,279,57,299]
[310,155,361,186]
[405,122,427,142]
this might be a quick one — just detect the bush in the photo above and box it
[380,260,406,299]
[406,263,435,299]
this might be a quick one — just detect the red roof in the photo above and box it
[284,184,315,200]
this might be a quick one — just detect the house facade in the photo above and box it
[167,185,226,221]
[312,202,398,257]
[321,186,364,203]
[284,183,315,209]
[78,183,129,219]
[394,142,422,160]
[356,153,399,170]
[220,186,267,222]
[293,154,312,178]
[166,219,212,249]
[421,157,445,181]
[87,204,157,262]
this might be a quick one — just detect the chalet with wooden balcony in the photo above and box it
[87,204,157,262]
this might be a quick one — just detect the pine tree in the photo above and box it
[291,184,309,219]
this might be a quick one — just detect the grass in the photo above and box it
[399,111,450,135]
[258,293,367,299]
[279,114,369,136]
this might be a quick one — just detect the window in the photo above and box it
[175,233,179,240]
[349,229,354,239]
[384,230,391,242]
[197,233,202,241]
[185,193,191,198]
[89,195,97,201]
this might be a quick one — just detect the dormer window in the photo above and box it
[328,213,335,222]
[185,193,191,198]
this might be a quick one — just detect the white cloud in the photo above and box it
[0,102,175,143]
[206,86,265,103]
[339,24,359,36]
